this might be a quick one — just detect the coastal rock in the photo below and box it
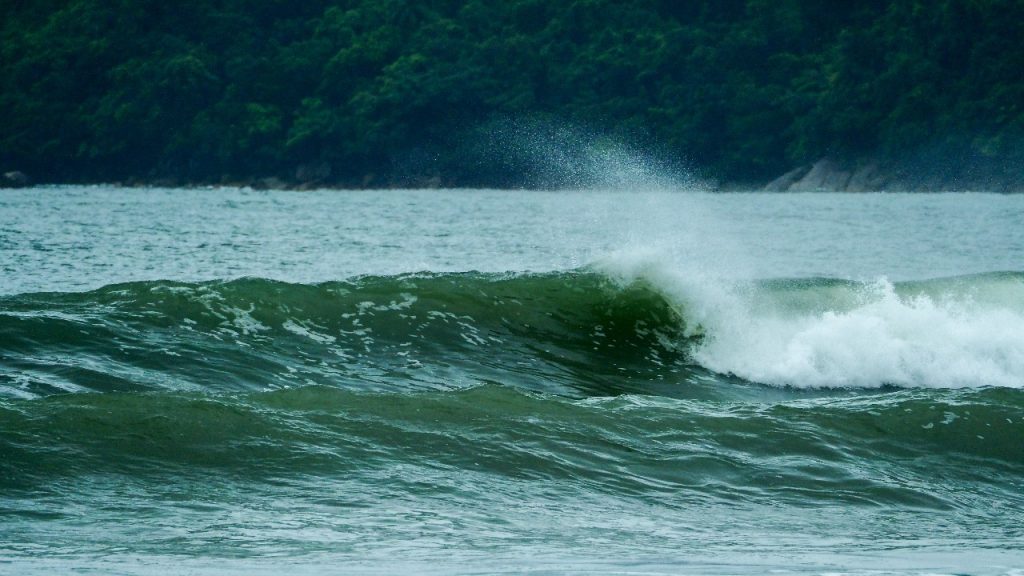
[788,159,852,191]
[763,159,895,192]
[845,161,888,192]
[764,165,811,191]
[2,171,31,188]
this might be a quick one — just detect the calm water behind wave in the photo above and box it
[3,187,1023,294]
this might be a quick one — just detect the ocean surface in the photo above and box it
[1,186,1023,575]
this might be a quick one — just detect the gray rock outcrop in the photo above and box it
[763,159,894,192]
[788,159,852,191]
[1,171,31,188]
[763,165,810,191]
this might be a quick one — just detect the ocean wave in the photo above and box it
[1,267,1023,398]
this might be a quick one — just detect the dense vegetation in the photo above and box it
[2,0,1023,187]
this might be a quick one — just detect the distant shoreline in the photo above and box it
[6,156,1024,193]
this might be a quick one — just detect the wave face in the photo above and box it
[3,267,1024,572]
[0,271,696,399]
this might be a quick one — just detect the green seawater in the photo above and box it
[1,187,1023,574]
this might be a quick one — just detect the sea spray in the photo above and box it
[580,147,1024,390]
[463,117,706,191]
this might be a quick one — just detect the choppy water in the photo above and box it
[1,187,1023,575]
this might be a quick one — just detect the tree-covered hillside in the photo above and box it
[2,0,1023,188]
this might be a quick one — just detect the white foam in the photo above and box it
[601,254,1024,389]
[700,279,1024,389]
[281,319,336,345]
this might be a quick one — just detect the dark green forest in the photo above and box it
[2,0,1023,188]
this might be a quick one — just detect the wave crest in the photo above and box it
[601,256,1024,389]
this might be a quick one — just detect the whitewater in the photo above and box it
[1,186,1023,575]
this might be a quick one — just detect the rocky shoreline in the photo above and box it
[4,159,1023,192]
[760,157,1024,193]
